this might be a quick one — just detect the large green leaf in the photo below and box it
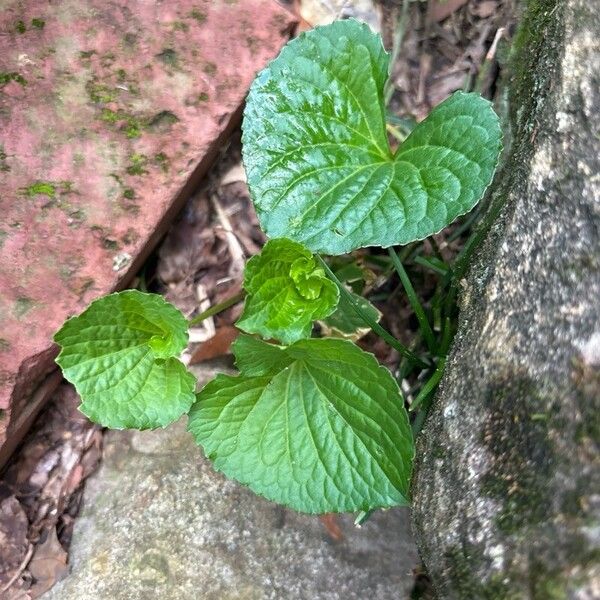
[231,334,293,376]
[242,19,502,255]
[54,291,195,429]
[236,238,339,344]
[188,335,413,513]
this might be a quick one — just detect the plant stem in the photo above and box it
[318,256,428,368]
[411,407,428,436]
[388,248,437,354]
[354,509,375,526]
[410,357,446,413]
[439,317,454,356]
[188,290,246,327]
[427,236,444,260]
[414,255,449,276]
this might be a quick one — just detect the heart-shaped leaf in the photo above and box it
[188,335,413,513]
[54,291,195,429]
[242,19,502,255]
[236,238,339,344]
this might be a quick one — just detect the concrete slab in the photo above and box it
[43,362,420,599]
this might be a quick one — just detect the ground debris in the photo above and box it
[0,385,102,598]
[27,527,68,597]
[153,133,264,362]
[0,493,29,587]
[386,0,513,119]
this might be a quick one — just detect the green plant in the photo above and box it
[54,20,501,514]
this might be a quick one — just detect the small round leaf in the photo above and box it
[54,291,195,429]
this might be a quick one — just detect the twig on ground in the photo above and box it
[210,193,246,279]
[1,543,34,594]
[473,26,506,94]
[384,0,411,105]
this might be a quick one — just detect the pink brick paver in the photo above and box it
[0,0,296,464]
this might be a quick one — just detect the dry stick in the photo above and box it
[384,0,411,106]
[474,27,506,94]
[183,194,248,330]
[210,193,246,279]
[334,0,349,18]
[386,122,406,143]
[1,544,34,593]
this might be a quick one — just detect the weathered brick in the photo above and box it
[0,0,296,464]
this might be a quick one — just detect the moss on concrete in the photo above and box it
[509,0,564,133]
[480,375,555,534]
[412,0,600,598]
[444,546,519,600]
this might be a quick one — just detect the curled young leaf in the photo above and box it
[54,291,195,429]
[188,335,414,514]
[236,238,339,344]
[242,19,502,255]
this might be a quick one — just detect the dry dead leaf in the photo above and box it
[427,70,469,106]
[471,0,498,18]
[427,0,469,23]
[220,163,246,186]
[189,326,239,364]
[3,589,32,600]
[27,527,68,597]
[0,384,101,597]
[0,494,29,581]
[319,514,344,543]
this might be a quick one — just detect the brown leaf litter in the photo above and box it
[0,385,101,598]
[150,131,264,363]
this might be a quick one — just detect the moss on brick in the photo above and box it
[126,154,148,176]
[146,110,179,132]
[190,9,207,23]
[0,72,27,87]
[22,181,56,199]
[156,48,178,67]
